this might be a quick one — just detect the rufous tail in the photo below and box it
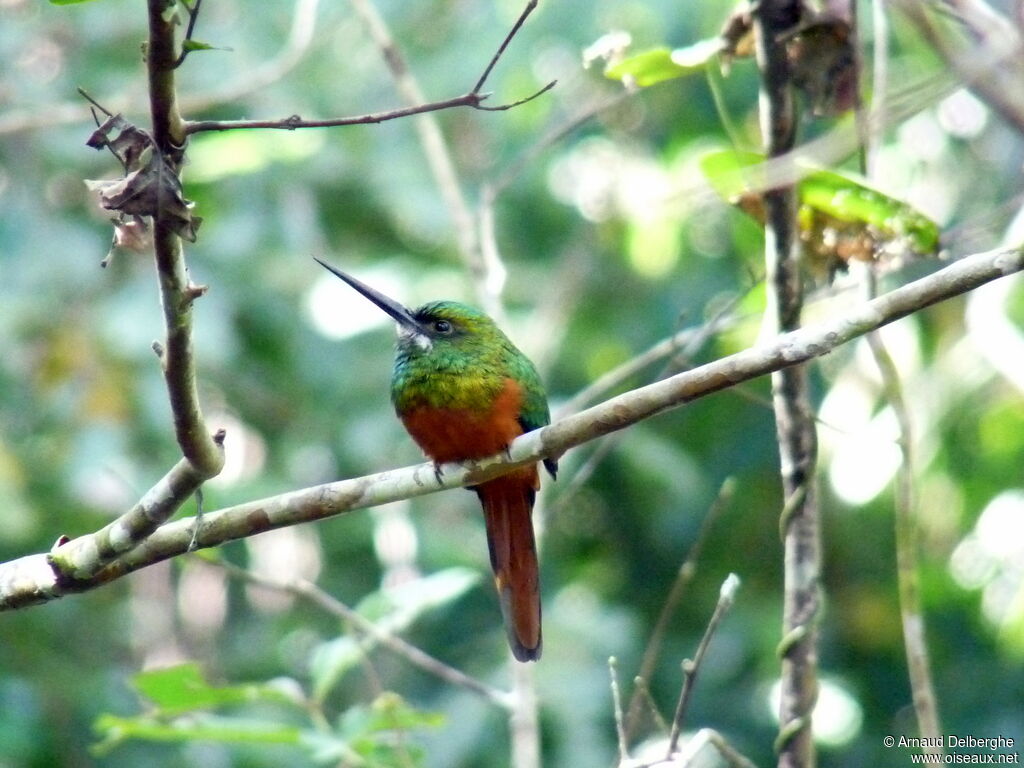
[476,473,542,662]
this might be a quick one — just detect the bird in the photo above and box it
[315,258,556,662]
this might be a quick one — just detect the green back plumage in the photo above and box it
[390,301,550,431]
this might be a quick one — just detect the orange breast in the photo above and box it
[400,377,527,465]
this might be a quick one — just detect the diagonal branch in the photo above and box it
[1,245,1020,611]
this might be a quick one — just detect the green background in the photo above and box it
[1,0,1023,765]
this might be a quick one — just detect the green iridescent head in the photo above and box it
[395,300,509,358]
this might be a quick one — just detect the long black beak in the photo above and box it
[314,257,422,332]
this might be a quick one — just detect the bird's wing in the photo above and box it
[512,358,557,480]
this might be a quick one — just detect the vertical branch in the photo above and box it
[752,3,822,768]
[147,0,223,476]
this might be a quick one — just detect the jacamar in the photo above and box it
[316,258,556,662]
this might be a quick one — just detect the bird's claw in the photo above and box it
[433,462,444,485]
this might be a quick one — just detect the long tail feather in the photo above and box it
[476,473,542,662]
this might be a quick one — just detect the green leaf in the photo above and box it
[798,169,940,255]
[605,42,719,87]
[698,149,766,201]
[132,663,299,716]
[48,0,103,5]
[699,149,941,261]
[310,568,479,701]
[91,713,304,757]
[181,39,230,53]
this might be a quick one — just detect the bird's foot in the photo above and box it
[432,462,444,485]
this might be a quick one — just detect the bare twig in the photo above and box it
[861,274,944,757]
[609,657,630,764]
[624,478,735,742]
[185,1,554,137]
[173,0,205,68]
[210,558,513,708]
[867,0,890,177]
[471,0,538,94]
[631,676,670,735]
[666,574,741,758]
[867,328,944,756]
[185,93,491,133]
[1,245,1021,609]
[704,730,762,768]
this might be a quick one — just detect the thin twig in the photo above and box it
[861,272,943,756]
[868,0,889,178]
[705,60,746,150]
[471,0,538,94]
[2,245,1022,609]
[867,329,944,755]
[665,574,741,758]
[475,81,556,112]
[631,676,670,735]
[186,93,487,133]
[173,0,205,68]
[77,87,113,118]
[624,478,735,742]
[186,0,553,136]
[210,557,513,709]
[705,730,762,768]
[609,657,630,764]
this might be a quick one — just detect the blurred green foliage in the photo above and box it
[2,0,1024,766]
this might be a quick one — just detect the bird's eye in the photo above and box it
[433,319,453,334]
